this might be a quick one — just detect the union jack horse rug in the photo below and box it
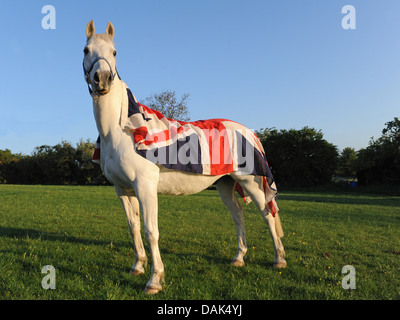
[92,83,279,215]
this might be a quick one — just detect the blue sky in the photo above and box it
[1,0,399,155]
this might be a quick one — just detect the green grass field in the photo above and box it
[0,184,399,300]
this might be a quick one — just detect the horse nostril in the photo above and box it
[93,72,100,83]
[107,73,112,83]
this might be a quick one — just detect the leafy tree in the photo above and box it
[32,141,78,184]
[357,117,400,185]
[143,90,190,121]
[75,139,107,185]
[256,127,339,187]
[336,147,357,177]
[0,149,21,165]
[0,149,21,183]
[0,151,37,184]
[0,140,107,185]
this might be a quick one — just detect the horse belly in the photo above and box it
[157,168,222,195]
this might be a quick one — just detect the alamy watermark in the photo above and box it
[41,5,56,30]
[41,265,56,289]
[40,5,356,30]
[136,126,258,175]
[40,5,356,31]
[342,5,356,30]
[341,265,356,289]
[39,3,356,292]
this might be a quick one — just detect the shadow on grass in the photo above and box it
[0,226,127,247]
[0,226,237,268]
[183,189,400,208]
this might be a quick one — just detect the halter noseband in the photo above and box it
[83,56,117,95]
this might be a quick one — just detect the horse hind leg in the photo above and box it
[231,175,286,269]
[216,176,247,267]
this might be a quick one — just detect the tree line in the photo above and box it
[255,117,400,187]
[0,139,107,186]
[1,117,398,188]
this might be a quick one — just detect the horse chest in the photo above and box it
[101,150,136,189]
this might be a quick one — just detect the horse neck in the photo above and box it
[92,78,123,140]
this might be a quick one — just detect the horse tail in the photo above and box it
[274,212,284,238]
[263,177,284,238]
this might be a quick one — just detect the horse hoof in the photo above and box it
[231,259,245,267]
[144,285,162,295]
[130,268,145,276]
[273,261,287,269]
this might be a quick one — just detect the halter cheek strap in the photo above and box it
[83,56,118,95]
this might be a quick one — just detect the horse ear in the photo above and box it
[106,22,115,40]
[86,20,95,39]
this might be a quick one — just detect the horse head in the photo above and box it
[83,20,117,96]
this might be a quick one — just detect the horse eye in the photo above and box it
[113,50,117,56]
[83,47,89,55]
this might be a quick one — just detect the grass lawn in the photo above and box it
[0,184,399,300]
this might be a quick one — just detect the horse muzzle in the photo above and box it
[92,70,113,95]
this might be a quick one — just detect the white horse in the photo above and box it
[83,20,286,295]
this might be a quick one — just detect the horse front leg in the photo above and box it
[135,178,164,295]
[115,186,148,275]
